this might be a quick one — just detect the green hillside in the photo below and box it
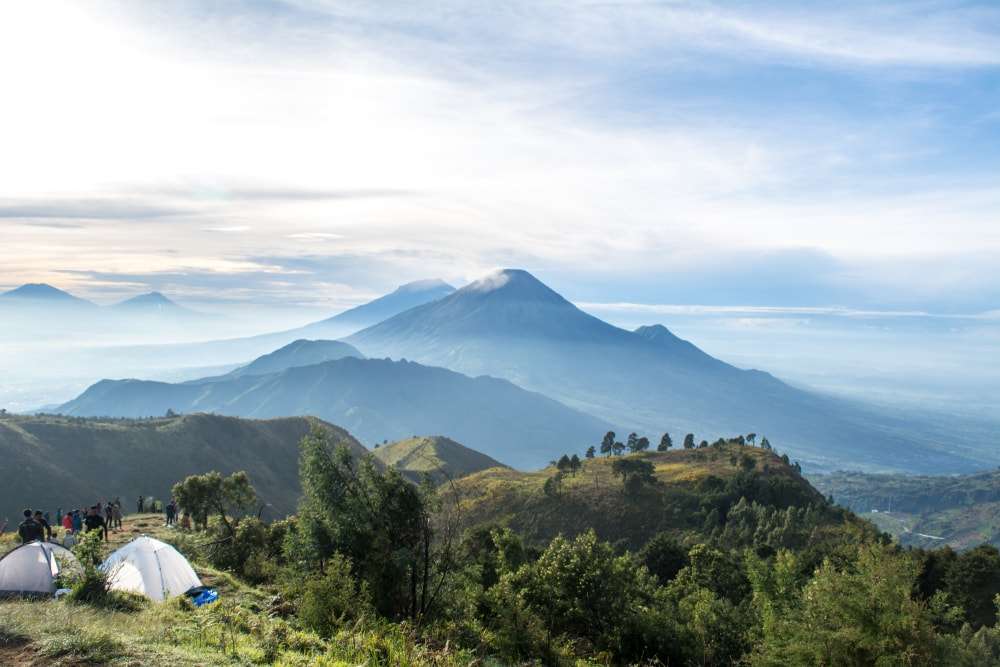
[446,443,854,550]
[0,413,369,519]
[812,470,1000,550]
[372,435,507,483]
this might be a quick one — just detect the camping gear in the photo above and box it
[0,541,79,598]
[185,585,219,607]
[101,536,201,601]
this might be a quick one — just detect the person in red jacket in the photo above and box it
[62,512,74,533]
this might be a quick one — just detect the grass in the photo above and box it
[447,444,814,549]
[0,514,480,666]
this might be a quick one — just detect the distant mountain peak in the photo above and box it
[459,269,568,304]
[634,324,681,343]
[114,291,184,311]
[395,278,454,294]
[2,283,81,301]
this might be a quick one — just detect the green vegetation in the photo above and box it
[7,429,1000,665]
[812,469,1000,549]
[0,412,367,518]
[372,435,507,484]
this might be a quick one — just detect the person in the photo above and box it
[71,509,83,533]
[180,512,191,531]
[56,507,62,525]
[104,502,113,530]
[62,530,76,549]
[137,495,144,514]
[33,510,52,541]
[17,509,43,543]
[62,511,74,533]
[112,502,122,530]
[84,505,108,541]
[165,500,175,526]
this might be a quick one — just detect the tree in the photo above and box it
[557,454,572,474]
[760,437,772,450]
[612,458,656,493]
[639,532,689,585]
[626,432,638,452]
[544,472,564,498]
[172,470,256,532]
[658,432,673,452]
[293,427,452,621]
[569,454,582,476]
[585,445,596,459]
[601,431,616,457]
[746,432,757,446]
[683,433,696,450]
[612,440,626,456]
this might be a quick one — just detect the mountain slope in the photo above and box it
[347,269,991,474]
[208,339,364,380]
[445,444,851,550]
[56,357,611,469]
[0,283,96,307]
[0,413,368,519]
[373,435,506,483]
[113,291,191,314]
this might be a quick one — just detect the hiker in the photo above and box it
[137,495,144,514]
[71,509,83,533]
[17,509,44,543]
[33,510,53,541]
[84,505,108,541]
[165,500,175,526]
[104,502,114,530]
[112,502,123,529]
[62,511,74,533]
[62,530,77,549]
[56,507,62,525]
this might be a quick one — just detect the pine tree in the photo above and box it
[600,431,616,457]
[658,432,673,452]
[683,433,696,450]
[585,445,596,459]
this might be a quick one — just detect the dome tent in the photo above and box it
[0,541,79,598]
[101,536,201,601]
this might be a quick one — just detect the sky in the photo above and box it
[2,0,1000,316]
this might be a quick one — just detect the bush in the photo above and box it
[293,554,372,638]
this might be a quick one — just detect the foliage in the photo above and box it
[172,470,256,532]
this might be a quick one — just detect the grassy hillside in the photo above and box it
[372,435,506,483]
[446,443,844,550]
[0,514,470,666]
[0,413,368,520]
[812,470,1000,550]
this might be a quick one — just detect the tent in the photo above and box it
[101,536,201,601]
[0,541,79,598]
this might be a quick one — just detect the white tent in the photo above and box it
[0,541,79,597]
[101,536,201,601]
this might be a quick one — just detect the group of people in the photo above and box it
[5,496,188,549]
[15,501,116,547]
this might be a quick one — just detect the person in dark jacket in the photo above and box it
[17,509,43,543]
[33,511,52,540]
[84,506,108,541]
[71,509,83,533]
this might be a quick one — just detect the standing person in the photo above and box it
[56,507,62,526]
[112,502,122,530]
[165,500,175,526]
[84,506,108,541]
[17,509,43,543]
[33,511,52,541]
[104,502,114,531]
[62,511,73,534]
[72,509,83,533]
[137,496,144,514]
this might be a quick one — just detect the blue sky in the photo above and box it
[1,0,999,314]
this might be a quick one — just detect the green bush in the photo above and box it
[293,554,372,638]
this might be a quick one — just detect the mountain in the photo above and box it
[202,339,364,381]
[56,356,611,469]
[296,279,455,339]
[0,413,369,519]
[445,443,850,550]
[373,435,506,483]
[347,269,993,474]
[113,291,190,314]
[0,283,96,308]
